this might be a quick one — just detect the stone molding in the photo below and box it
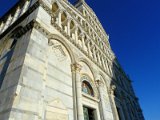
[0,0,40,39]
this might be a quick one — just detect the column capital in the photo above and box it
[109,85,116,95]
[111,85,116,91]
[95,79,103,87]
[71,63,82,72]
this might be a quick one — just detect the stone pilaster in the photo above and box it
[58,11,62,28]
[96,79,105,120]
[71,63,84,120]
[109,85,119,120]
[67,19,71,36]
[121,94,131,120]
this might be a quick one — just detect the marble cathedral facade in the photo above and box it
[0,0,144,120]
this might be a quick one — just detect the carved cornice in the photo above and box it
[0,0,40,39]
[13,20,36,38]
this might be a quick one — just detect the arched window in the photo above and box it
[52,2,59,13]
[82,80,94,97]
[70,20,75,30]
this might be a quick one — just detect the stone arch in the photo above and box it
[61,11,68,31]
[77,27,83,47]
[82,20,85,27]
[69,20,76,39]
[70,20,75,30]
[77,27,82,36]
[61,11,67,22]
[78,58,99,98]
[48,34,76,63]
[85,23,89,32]
[81,74,95,97]
[52,2,59,13]
[46,34,76,120]
[78,58,96,80]
[81,73,98,98]
[98,72,110,91]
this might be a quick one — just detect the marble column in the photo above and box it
[58,11,62,28]
[97,52,102,66]
[96,79,105,120]
[71,63,84,120]
[108,61,113,76]
[87,41,92,57]
[105,60,110,74]
[67,19,71,36]
[101,57,106,70]
[109,85,119,120]
[81,35,85,50]
[93,47,97,62]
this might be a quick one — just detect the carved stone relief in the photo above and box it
[45,98,69,120]
[49,40,67,61]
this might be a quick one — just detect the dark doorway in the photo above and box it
[83,106,96,120]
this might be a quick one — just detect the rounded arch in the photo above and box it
[99,72,108,85]
[81,73,98,98]
[70,20,75,29]
[77,27,82,36]
[78,58,96,80]
[61,11,68,22]
[48,34,76,63]
[81,75,94,97]
[98,71,111,94]
[52,2,59,13]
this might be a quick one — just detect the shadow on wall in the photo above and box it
[109,58,145,120]
[0,38,17,119]
[0,43,16,87]
[109,57,131,120]
[0,26,28,120]
[0,26,23,88]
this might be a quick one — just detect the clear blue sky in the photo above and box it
[0,0,160,119]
